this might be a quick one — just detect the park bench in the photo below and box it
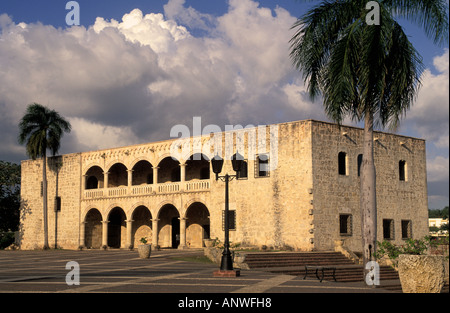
[303,265,337,282]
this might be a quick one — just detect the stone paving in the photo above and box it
[0,249,395,294]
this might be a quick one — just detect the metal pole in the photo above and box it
[220,173,233,271]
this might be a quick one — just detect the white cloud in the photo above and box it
[405,49,449,149]
[427,155,449,183]
[69,118,139,152]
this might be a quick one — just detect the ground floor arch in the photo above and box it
[84,208,102,249]
[132,205,152,247]
[158,204,180,248]
[185,202,210,248]
[108,207,126,248]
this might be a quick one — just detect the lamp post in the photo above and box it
[211,152,243,276]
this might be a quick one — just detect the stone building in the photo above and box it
[19,119,429,253]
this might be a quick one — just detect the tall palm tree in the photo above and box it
[290,0,448,274]
[18,103,71,249]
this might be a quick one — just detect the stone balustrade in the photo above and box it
[83,180,210,199]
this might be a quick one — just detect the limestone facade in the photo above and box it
[19,120,429,252]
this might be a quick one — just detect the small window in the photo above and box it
[383,219,395,240]
[339,214,353,236]
[255,154,269,177]
[357,154,363,177]
[237,160,248,179]
[338,152,347,175]
[401,220,412,239]
[55,196,61,212]
[222,210,236,231]
[399,160,407,181]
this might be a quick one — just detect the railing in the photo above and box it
[132,185,153,195]
[158,182,180,193]
[108,187,127,197]
[83,180,210,199]
[185,180,210,191]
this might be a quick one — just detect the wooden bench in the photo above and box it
[303,265,337,282]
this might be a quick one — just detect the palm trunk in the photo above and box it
[360,112,377,279]
[42,150,49,249]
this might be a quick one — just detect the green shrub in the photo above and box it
[0,232,15,249]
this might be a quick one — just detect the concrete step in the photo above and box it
[244,251,355,268]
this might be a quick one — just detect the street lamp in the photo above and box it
[211,152,243,275]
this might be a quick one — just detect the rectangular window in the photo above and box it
[399,160,407,181]
[55,196,61,212]
[237,160,248,180]
[40,181,43,197]
[401,220,412,239]
[339,214,353,236]
[222,210,236,231]
[255,154,269,177]
[338,152,347,175]
[383,219,395,240]
[357,154,363,177]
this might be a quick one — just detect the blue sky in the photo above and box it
[0,0,448,209]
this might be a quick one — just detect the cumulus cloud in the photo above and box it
[1,0,329,163]
[0,0,448,210]
[404,49,449,149]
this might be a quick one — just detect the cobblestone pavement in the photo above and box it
[0,249,394,294]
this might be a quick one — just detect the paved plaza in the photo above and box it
[0,249,396,295]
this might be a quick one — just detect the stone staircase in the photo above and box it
[242,251,400,290]
[242,251,449,292]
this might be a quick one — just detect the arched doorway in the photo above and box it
[186,153,210,180]
[85,166,104,189]
[108,207,126,248]
[132,161,153,185]
[132,205,152,247]
[84,208,102,249]
[185,202,210,248]
[158,204,180,248]
[108,163,128,187]
[158,157,180,183]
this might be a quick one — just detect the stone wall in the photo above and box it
[19,119,428,253]
[311,121,428,252]
[20,153,82,249]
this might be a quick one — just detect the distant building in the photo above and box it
[19,120,429,252]
[429,218,449,235]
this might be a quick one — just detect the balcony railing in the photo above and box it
[83,180,210,199]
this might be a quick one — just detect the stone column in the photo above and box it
[152,219,159,250]
[179,217,187,249]
[79,221,86,249]
[127,169,133,186]
[180,163,186,182]
[153,167,159,185]
[180,163,186,190]
[103,172,109,189]
[126,219,134,249]
[101,220,109,248]
[83,175,88,190]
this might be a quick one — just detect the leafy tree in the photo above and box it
[18,103,71,249]
[0,161,21,232]
[290,0,448,272]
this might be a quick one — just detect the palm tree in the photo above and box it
[18,103,72,249]
[290,0,448,274]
